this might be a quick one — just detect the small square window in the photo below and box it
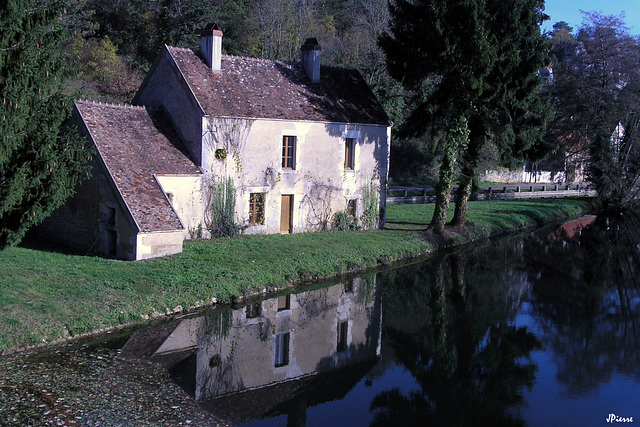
[275,332,290,367]
[249,193,265,225]
[344,138,355,170]
[282,136,296,170]
[245,303,261,318]
[277,295,290,311]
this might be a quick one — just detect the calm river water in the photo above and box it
[3,212,639,426]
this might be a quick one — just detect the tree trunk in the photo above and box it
[432,116,469,232]
[452,129,481,227]
[451,167,473,226]
[431,154,455,233]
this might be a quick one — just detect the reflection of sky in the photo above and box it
[308,364,421,427]
[513,303,639,426]
[243,363,421,427]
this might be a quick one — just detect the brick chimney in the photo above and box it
[301,38,321,82]
[201,23,223,74]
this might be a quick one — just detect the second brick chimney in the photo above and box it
[301,38,321,82]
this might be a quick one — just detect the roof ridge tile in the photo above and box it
[76,99,147,111]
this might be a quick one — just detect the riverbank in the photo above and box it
[0,198,592,353]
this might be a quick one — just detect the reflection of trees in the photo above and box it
[525,210,640,395]
[375,242,540,425]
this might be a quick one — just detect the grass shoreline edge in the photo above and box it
[0,198,593,354]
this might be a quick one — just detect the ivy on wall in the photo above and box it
[361,180,380,229]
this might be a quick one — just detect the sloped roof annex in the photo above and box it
[75,100,201,233]
[165,46,391,126]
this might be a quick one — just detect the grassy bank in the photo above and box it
[0,198,592,353]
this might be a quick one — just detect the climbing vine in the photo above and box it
[302,179,342,231]
[432,115,469,232]
[204,175,240,237]
[205,118,254,173]
[361,180,380,229]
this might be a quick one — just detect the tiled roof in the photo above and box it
[75,101,201,233]
[165,46,391,126]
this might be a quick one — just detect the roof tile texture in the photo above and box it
[165,46,391,126]
[76,101,201,232]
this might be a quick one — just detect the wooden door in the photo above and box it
[280,195,293,233]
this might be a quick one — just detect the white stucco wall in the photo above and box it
[155,174,206,238]
[136,230,184,260]
[202,117,390,234]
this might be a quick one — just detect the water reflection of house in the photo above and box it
[120,278,381,425]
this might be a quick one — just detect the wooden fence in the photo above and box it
[387,183,596,205]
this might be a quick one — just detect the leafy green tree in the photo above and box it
[0,0,90,249]
[549,12,640,210]
[84,0,256,65]
[65,36,143,101]
[380,0,551,227]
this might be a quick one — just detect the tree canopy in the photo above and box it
[380,0,552,228]
[0,0,90,248]
[548,12,640,210]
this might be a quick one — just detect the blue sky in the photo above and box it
[542,0,640,35]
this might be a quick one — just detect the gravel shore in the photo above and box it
[0,343,225,426]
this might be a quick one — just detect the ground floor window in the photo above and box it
[347,199,357,217]
[249,193,265,225]
[106,230,117,257]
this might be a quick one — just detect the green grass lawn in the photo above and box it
[0,197,592,353]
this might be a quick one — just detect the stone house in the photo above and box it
[38,24,391,260]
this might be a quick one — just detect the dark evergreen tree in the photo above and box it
[380,0,552,228]
[0,0,90,249]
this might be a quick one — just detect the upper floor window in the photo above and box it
[277,294,291,311]
[344,138,355,170]
[282,136,296,170]
[245,302,262,319]
[337,321,348,352]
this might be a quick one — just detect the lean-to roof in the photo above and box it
[75,101,201,232]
